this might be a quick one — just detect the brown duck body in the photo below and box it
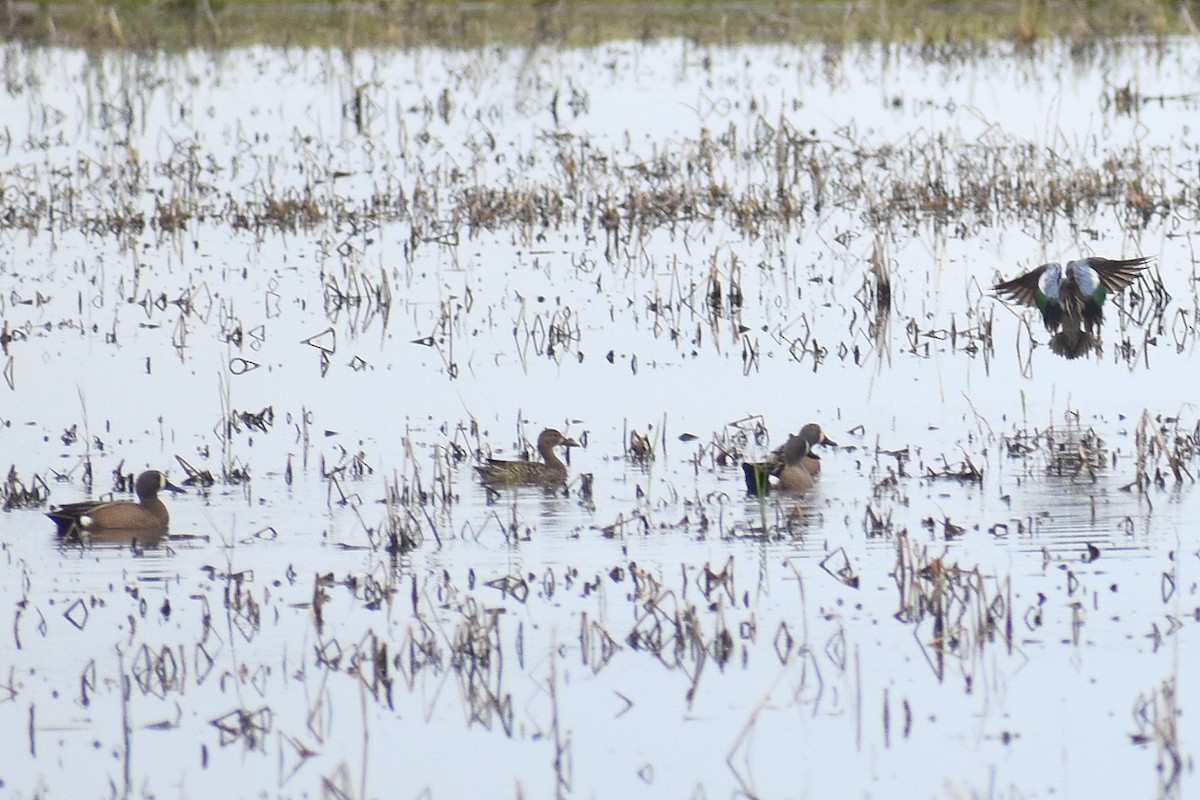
[475,429,579,485]
[776,435,816,493]
[742,424,836,495]
[47,470,184,536]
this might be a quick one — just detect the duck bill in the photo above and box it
[163,479,187,494]
[819,436,838,449]
[562,438,581,448]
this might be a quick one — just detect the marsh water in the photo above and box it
[1,21,1199,800]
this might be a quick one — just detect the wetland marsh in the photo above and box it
[1,6,1200,798]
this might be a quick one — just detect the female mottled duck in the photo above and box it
[475,428,580,486]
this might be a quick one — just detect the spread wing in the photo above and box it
[1078,256,1153,294]
[993,263,1050,308]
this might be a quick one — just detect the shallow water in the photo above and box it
[0,34,1198,799]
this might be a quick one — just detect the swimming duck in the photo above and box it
[775,435,817,493]
[742,423,837,495]
[474,428,579,485]
[785,423,837,476]
[994,256,1152,358]
[47,470,185,537]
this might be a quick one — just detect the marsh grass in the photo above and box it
[1,467,48,510]
[1,1,1189,49]
[892,530,1013,687]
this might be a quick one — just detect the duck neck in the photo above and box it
[142,497,169,524]
[540,443,566,471]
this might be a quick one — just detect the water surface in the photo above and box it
[0,34,1198,799]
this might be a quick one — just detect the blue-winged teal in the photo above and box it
[475,428,579,485]
[788,423,836,476]
[776,435,816,492]
[47,470,185,536]
[742,423,837,495]
[994,256,1152,359]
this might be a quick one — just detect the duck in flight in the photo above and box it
[994,255,1152,359]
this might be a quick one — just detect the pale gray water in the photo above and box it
[0,35,1198,799]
